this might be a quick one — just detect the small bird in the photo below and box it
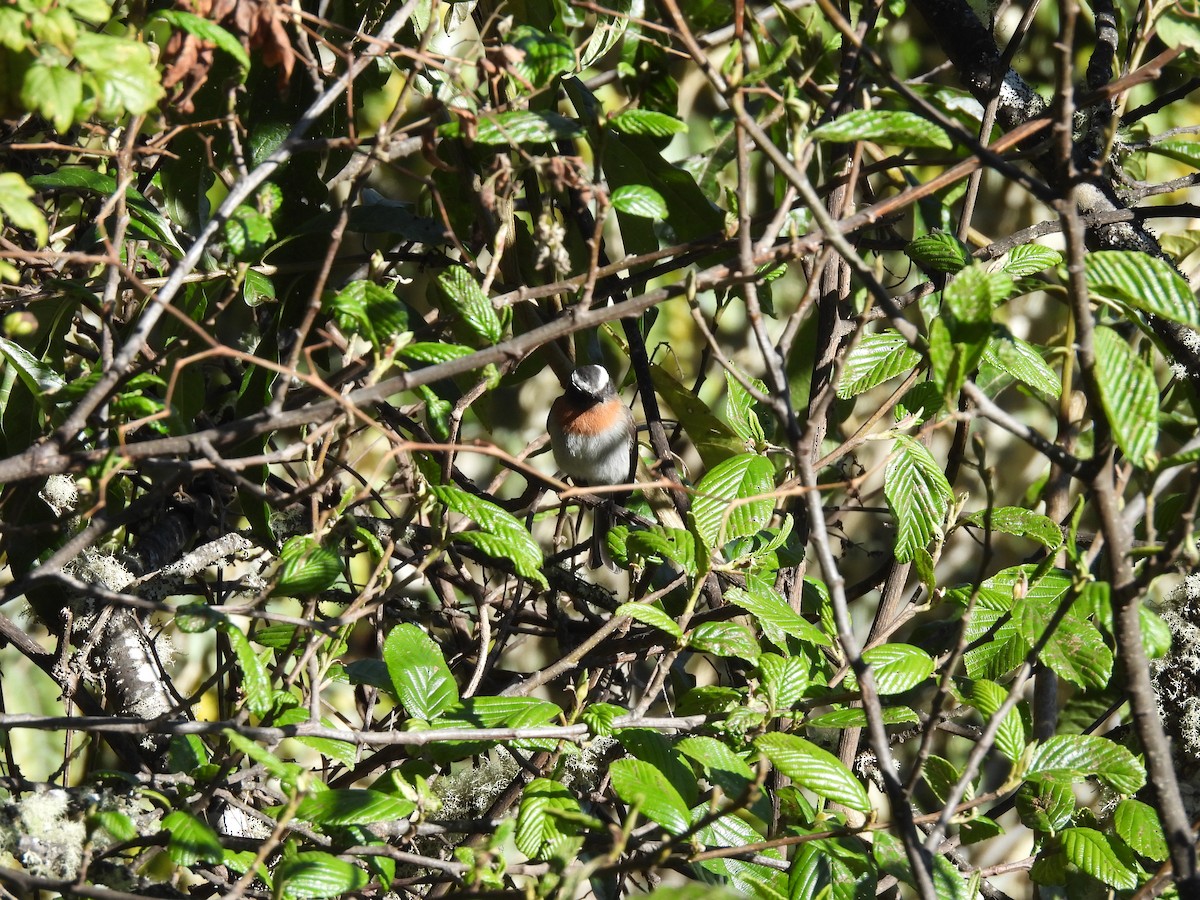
[547,365,636,569]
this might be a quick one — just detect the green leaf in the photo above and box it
[153,9,250,74]
[723,368,767,444]
[223,729,299,782]
[945,265,1007,346]
[74,32,164,117]
[219,622,272,716]
[430,483,547,586]
[0,336,65,406]
[616,602,683,639]
[844,643,935,695]
[791,836,877,900]
[611,184,668,219]
[1085,250,1200,328]
[273,535,342,596]
[726,583,832,648]
[906,232,972,273]
[516,778,584,859]
[277,851,368,899]
[624,527,698,576]
[756,733,871,812]
[649,363,746,468]
[961,506,1062,548]
[1016,596,1112,689]
[957,679,1026,762]
[1060,828,1137,890]
[21,63,83,134]
[981,330,1061,400]
[382,623,460,720]
[294,790,415,826]
[883,435,954,562]
[1015,779,1075,832]
[509,26,576,87]
[609,758,692,834]
[999,244,1062,277]
[687,622,761,661]
[804,706,919,728]
[692,453,775,548]
[810,109,952,149]
[26,167,180,252]
[224,205,275,261]
[756,653,809,710]
[1113,798,1169,861]
[93,809,138,842]
[162,810,224,866]
[0,173,48,246]
[398,342,476,365]
[676,736,756,798]
[434,266,503,346]
[609,109,688,136]
[1092,325,1158,468]
[836,331,922,398]
[1147,139,1200,170]
[443,110,583,145]
[323,280,409,348]
[242,269,276,307]
[1026,735,1146,794]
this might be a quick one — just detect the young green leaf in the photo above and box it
[999,243,1062,277]
[294,789,415,826]
[810,110,952,149]
[692,453,775,548]
[981,331,1061,401]
[1086,250,1200,328]
[883,435,954,562]
[836,330,922,399]
[616,602,683,639]
[1113,798,1169,861]
[1092,326,1158,468]
[382,623,460,720]
[273,535,342,597]
[1025,734,1146,794]
[687,621,760,661]
[219,622,272,716]
[1060,828,1138,890]
[277,851,369,899]
[961,506,1063,549]
[162,810,224,866]
[516,779,584,859]
[609,109,688,136]
[608,758,692,834]
[956,678,1026,762]
[844,643,935,695]
[906,232,972,273]
[756,733,871,812]
[726,584,832,648]
[434,266,503,346]
[430,483,547,586]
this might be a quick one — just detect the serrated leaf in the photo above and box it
[692,453,775,548]
[756,653,809,710]
[430,483,547,586]
[294,790,415,826]
[804,706,919,728]
[509,26,575,86]
[962,506,1062,548]
[982,330,1061,400]
[791,836,877,900]
[75,32,164,117]
[154,9,250,74]
[616,602,682,639]
[756,733,870,812]
[884,435,954,562]
[323,280,408,349]
[609,109,688,136]
[625,527,698,576]
[1060,828,1137,890]
[1000,244,1062,277]
[1016,597,1113,689]
[687,621,761,661]
[21,63,83,134]
[836,330,922,398]
[277,851,368,899]
[609,758,691,834]
[726,584,832,647]
[1086,250,1200,328]
[273,535,342,596]
[1092,325,1158,468]
[723,368,767,444]
[922,755,967,805]
[676,736,756,792]
[1113,798,1169,861]
[443,110,583,145]
[844,643,934,695]
[957,679,1026,762]
[162,810,224,866]
[382,623,460,720]
[1015,779,1075,832]
[611,184,668,219]
[220,622,272,716]
[398,342,475,364]
[223,729,299,782]
[434,266,502,346]
[1026,735,1146,794]
[811,109,952,149]
[516,778,582,859]
[906,233,972,273]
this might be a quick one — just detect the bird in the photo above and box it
[547,365,637,569]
